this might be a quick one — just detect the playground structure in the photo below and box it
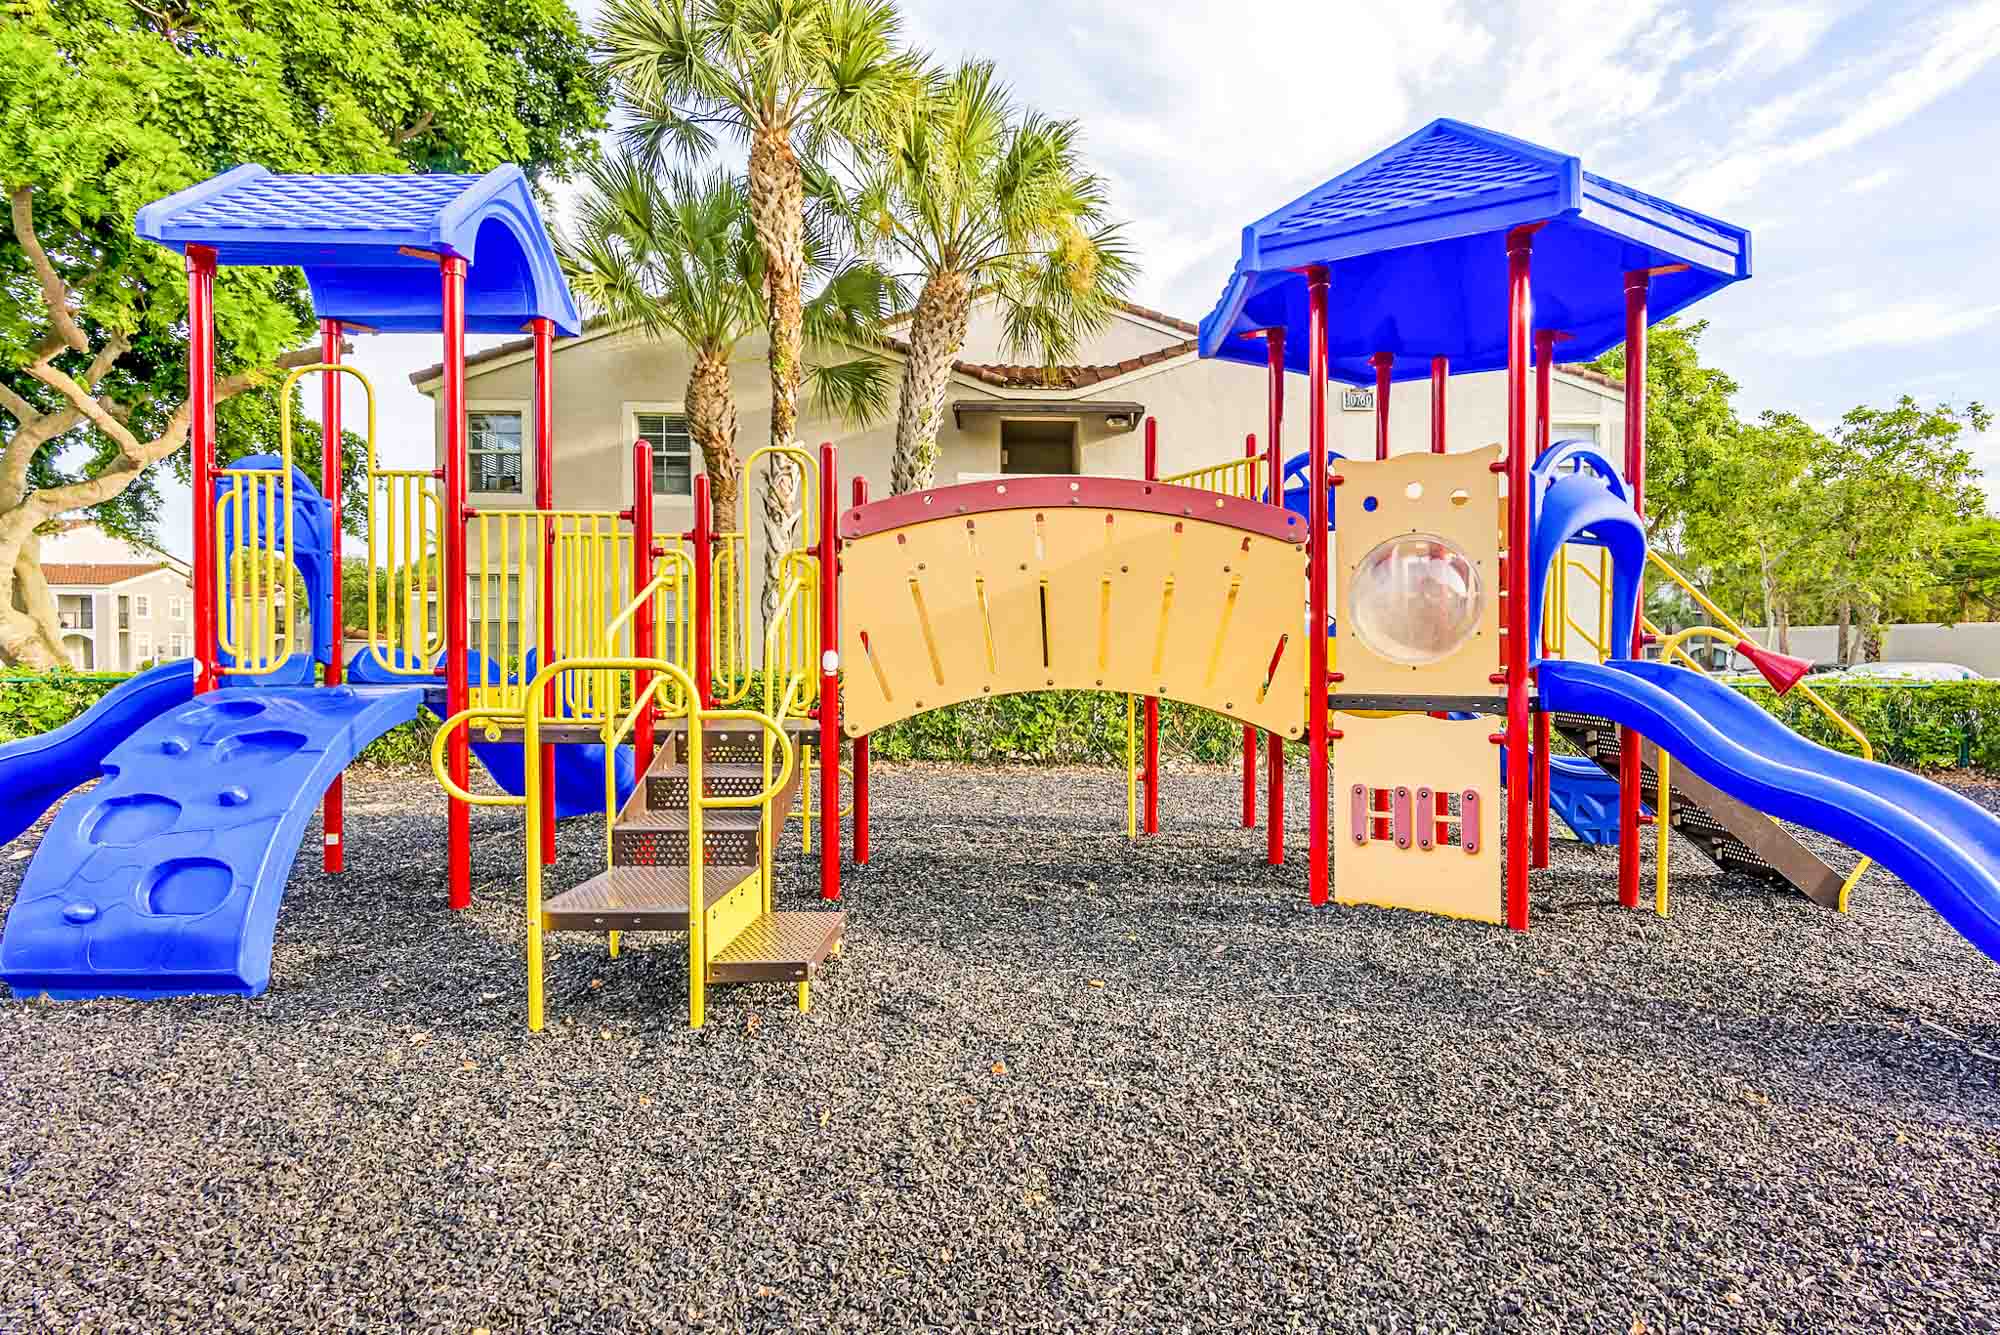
[2,119,1997,1028]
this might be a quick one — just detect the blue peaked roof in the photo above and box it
[135,165,582,336]
[1197,119,1750,384]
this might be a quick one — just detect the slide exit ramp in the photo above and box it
[1,684,422,1000]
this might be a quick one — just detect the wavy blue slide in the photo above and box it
[0,659,193,847]
[1,683,422,999]
[1539,658,2000,965]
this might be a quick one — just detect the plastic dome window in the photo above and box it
[1348,534,1484,667]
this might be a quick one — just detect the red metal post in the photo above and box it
[1265,330,1287,865]
[1618,272,1651,910]
[1503,228,1538,931]
[1306,267,1332,906]
[1370,351,1394,460]
[1241,430,1259,828]
[819,442,841,901]
[187,245,219,697]
[1531,328,1556,871]
[1430,352,1451,846]
[631,440,656,779]
[441,256,472,910]
[692,474,713,708]
[1142,417,1160,836]
[532,317,557,865]
[320,319,345,872]
[851,475,871,865]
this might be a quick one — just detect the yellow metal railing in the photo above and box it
[1157,455,1262,500]
[430,656,794,1032]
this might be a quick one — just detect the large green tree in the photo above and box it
[598,0,923,617]
[843,61,1135,494]
[0,0,604,667]
[1587,316,1741,549]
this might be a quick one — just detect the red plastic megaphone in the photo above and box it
[1735,640,1814,695]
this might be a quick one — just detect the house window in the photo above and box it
[134,634,152,663]
[1551,422,1601,447]
[169,596,186,621]
[133,594,150,618]
[468,410,525,494]
[1000,419,1077,475]
[637,412,694,496]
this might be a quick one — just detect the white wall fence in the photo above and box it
[1742,623,2000,675]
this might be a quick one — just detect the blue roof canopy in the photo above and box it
[135,165,582,337]
[1197,119,1749,385]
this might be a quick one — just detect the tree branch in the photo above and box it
[391,110,435,145]
[0,381,39,427]
[9,186,89,356]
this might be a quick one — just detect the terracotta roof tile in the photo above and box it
[41,562,171,587]
[1556,363,1623,392]
[948,338,1199,389]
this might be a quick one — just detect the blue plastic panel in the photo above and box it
[133,165,581,335]
[1198,119,1750,383]
[0,659,193,848]
[0,685,423,1000]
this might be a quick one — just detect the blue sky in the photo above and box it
[306,0,2000,537]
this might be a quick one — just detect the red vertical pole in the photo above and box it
[1240,430,1259,828]
[850,475,871,865]
[441,256,472,911]
[1306,267,1331,906]
[631,440,656,778]
[1618,272,1651,910]
[1370,351,1394,460]
[692,473,713,708]
[819,442,841,901]
[187,245,219,698]
[320,319,345,872]
[1531,329,1556,872]
[1503,228,1537,931]
[1430,353,1452,846]
[532,317,557,865]
[1142,417,1160,836]
[1430,357,1448,453]
[1265,330,1286,865]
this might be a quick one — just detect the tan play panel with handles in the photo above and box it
[1332,710,1502,924]
[838,483,1311,739]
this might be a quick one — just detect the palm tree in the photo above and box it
[559,155,896,555]
[598,0,923,604]
[844,61,1136,494]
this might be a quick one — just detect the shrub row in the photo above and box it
[6,671,1997,774]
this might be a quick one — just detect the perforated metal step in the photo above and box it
[708,911,844,983]
[541,864,756,932]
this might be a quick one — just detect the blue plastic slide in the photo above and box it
[344,648,634,818]
[1538,658,2000,965]
[1,684,423,999]
[1498,744,1636,845]
[0,659,194,847]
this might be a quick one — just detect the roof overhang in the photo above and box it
[1197,119,1749,385]
[951,400,1146,430]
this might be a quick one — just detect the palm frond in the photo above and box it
[805,354,894,426]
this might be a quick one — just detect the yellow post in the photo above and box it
[1655,751,1671,918]
[799,742,814,854]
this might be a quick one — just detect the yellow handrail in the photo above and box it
[1157,455,1262,499]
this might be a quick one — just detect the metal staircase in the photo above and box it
[1552,711,1843,906]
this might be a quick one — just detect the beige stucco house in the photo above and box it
[414,297,1626,640]
[37,523,194,671]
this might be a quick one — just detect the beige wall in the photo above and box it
[47,567,193,671]
[917,301,1192,366]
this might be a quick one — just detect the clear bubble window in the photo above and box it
[1349,534,1484,666]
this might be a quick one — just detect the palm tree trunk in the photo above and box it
[686,350,740,534]
[889,270,974,495]
[749,126,807,624]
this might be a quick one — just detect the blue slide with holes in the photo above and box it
[1,683,423,999]
[0,659,194,847]
[1539,657,2000,965]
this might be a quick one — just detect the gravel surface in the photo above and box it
[2,760,1997,1332]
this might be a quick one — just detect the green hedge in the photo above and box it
[5,670,1998,774]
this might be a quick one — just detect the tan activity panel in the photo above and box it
[1333,444,1503,698]
[839,477,1310,738]
[1333,711,1501,923]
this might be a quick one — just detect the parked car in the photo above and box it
[1837,660,1985,682]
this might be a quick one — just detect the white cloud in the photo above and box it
[1780,299,2000,354]
[1846,166,1902,193]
